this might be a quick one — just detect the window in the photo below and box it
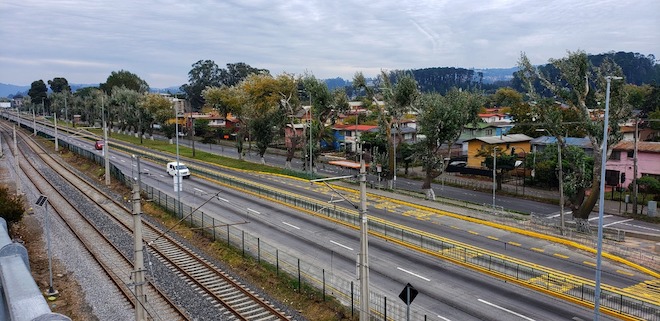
[627,150,634,158]
[609,151,621,160]
[486,129,493,135]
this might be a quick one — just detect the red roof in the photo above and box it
[334,124,379,131]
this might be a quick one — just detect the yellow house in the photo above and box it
[464,134,532,168]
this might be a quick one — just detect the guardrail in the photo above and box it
[0,217,72,321]
[14,112,660,320]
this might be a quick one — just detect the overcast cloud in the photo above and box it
[1,0,658,88]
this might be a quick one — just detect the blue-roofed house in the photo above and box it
[530,136,594,156]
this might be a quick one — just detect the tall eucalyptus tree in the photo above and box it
[518,50,630,221]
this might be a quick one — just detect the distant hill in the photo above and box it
[0,82,182,98]
[0,83,30,98]
[475,67,518,84]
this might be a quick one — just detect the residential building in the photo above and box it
[464,134,532,168]
[332,124,379,152]
[460,122,514,141]
[606,141,660,187]
[530,136,594,156]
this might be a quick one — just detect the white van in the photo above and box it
[167,161,190,178]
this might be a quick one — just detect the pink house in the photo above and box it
[605,141,660,187]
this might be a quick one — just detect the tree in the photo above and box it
[354,71,418,188]
[203,85,248,159]
[414,89,483,199]
[0,186,23,228]
[28,80,48,114]
[181,60,223,111]
[100,70,149,94]
[302,74,349,171]
[239,73,290,164]
[518,50,631,221]
[222,62,269,87]
[110,87,142,134]
[48,77,71,93]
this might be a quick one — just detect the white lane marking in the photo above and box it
[193,187,206,195]
[330,240,353,251]
[247,208,260,215]
[120,159,126,163]
[478,299,535,321]
[588,215,612,221]
[437,315,452,321]
[282,222,300,229]
[620,222,660,232]
[396,267,430,282]
[549,210,572,218]
[603,218,634,227]
[144,168,150,171]
[217,197,230,203]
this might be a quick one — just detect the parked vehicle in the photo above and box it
[167,161,190,178]
[94,140,104,150]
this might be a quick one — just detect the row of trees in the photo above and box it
[18,50,658,220]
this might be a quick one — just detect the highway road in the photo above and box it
[4,112,651,320]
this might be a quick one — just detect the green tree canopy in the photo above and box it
[518,50,630,220]
[28,80,48,113]
[48,77,71,93]
[414,89,483,199]
[100,70,149,94]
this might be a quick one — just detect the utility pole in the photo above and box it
[32,108,37,135]
[103,97,110,186]
[632,118,639,215]
[13,125,21,196]
[54,112,59,152]
[132,156,146,321]
[358,159,370,320]
[492,147,497,208]
[557,138,565,234]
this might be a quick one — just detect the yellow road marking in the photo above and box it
[553,253,569,259]
[531,247,545,253]
[583,261,596,267]
[616,269,635,277]
[468,230,479,235]
[508,241,521,246]
[487,236,499,241]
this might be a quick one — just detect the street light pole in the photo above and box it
[393,125,397,189]
[309,108,313,176]
[557,139,565,234]
[492,146,497,208]
[358,159,370,320]
[594,76,622,320]
[102,97,110,186]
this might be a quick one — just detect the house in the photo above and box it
[478,113,512,123]
[530,136,594,156]
[460,122,514,141]
[332,124,379,152]
[464,134,533,168]
[284,123,307,149]
[605,141,660,188]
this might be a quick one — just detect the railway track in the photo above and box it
[2,122,293,321]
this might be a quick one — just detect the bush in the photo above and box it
[0,186,24,228]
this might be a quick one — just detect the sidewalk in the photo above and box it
[404,167,641,218]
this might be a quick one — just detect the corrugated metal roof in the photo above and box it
[613,141,660,153]
[465,134,532,144]
[530,136,593,148]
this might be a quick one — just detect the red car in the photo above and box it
[94,140,104,150]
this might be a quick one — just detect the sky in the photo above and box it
[1,0,658,89]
